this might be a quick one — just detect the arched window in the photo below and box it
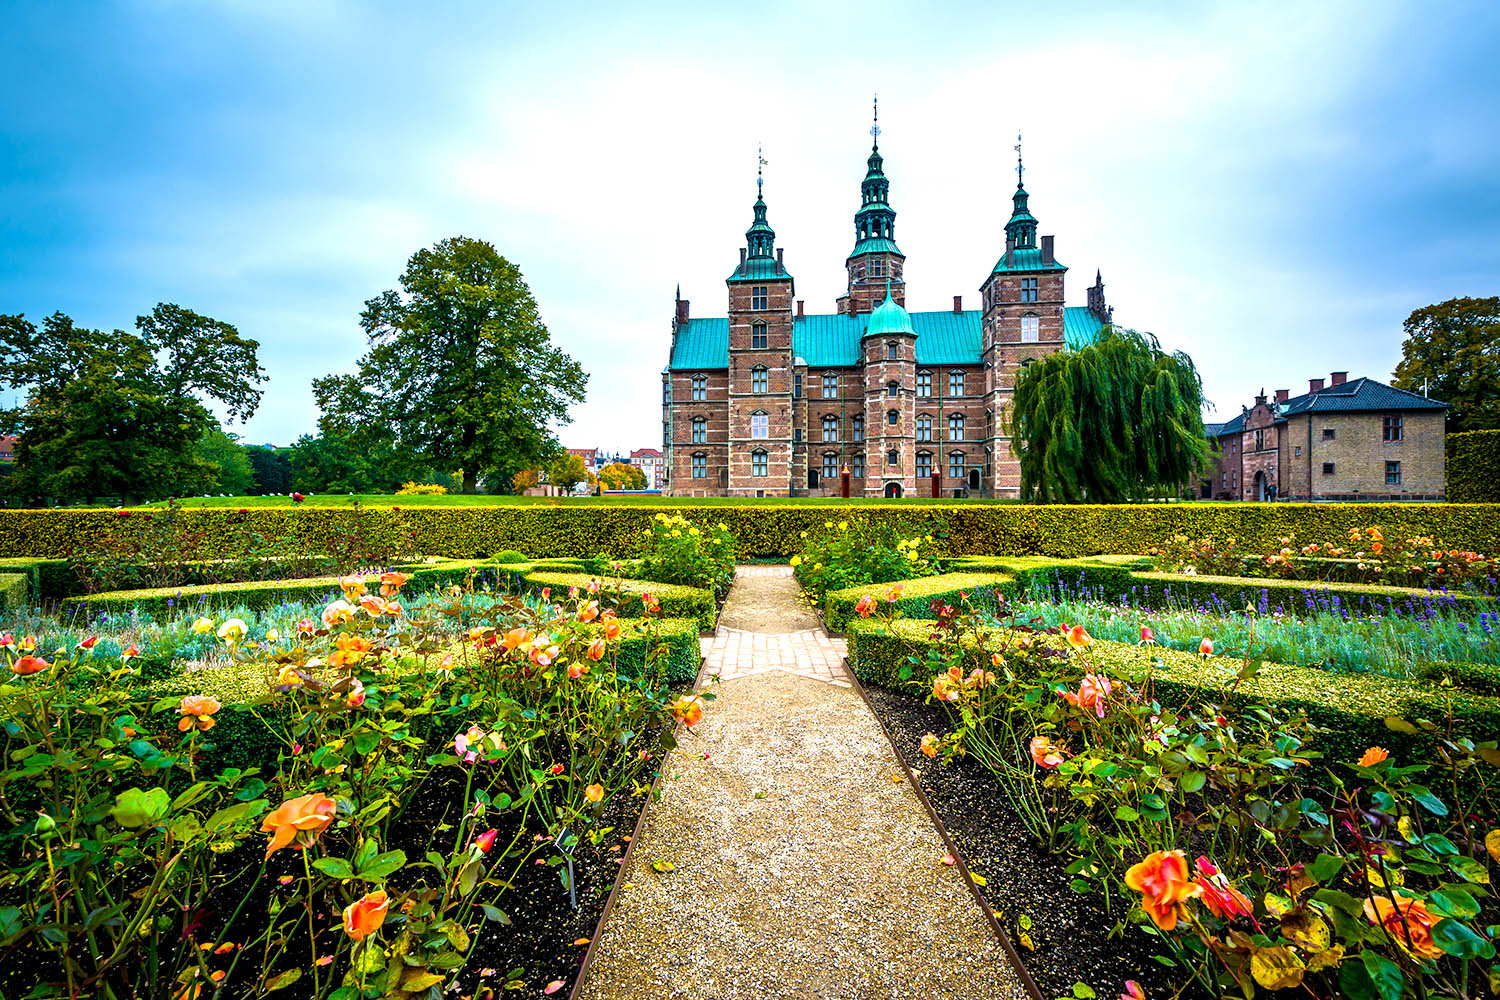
[949,414,965,441]
[692,375,707,401]
[752,366,768,393]
[886,341,898,361]
[886,381,898,398]
[822,415,838,442]
[1021,313,1040,343]
[691,452,707,479]
[751,450,768,477]
[916,371,932,397]
[886,449,899,467]
[691,417,706,444]
[851,415,864,442]
[916,414,932,442]
[915,451,932,478]
[750,410,769,439]
[886,409,898,426]
[949,451,965,480]
[751,322,768,350]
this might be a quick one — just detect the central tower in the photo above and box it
[838,99,906,316]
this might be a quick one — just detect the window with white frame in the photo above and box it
[752,450,768,476]
[886,381,898,398]
[916,415,932,442]
[852,453,865,478]
[949,414,965,441]
[752,366,768,393]
[822,415,838,442]
[1021,314,1040,342]
[916,371,932,397]
[822,453,838,480]
[871,258,884,277]
[750,411,769,439]
[822,374,838,398]
[691,453,707,478]
[751,286,768,310]
[948,371,965,397]
[851,415,864,442]
[886,449,899,467]
[691,417,706,444]
[948,451,965,479]
[916,451,932,478]
[692,376,706,401]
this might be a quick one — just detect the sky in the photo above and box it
[3,0,1497,452]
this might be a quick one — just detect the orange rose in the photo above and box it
[177,695,222,732]
[338,575,367,598]
[670,694,705,728]
[329,634,374,667]
[586,638,607,662]
[501,628,531,652]
[1029,735,1066,769]
[10,655,50,676]
[342,890,388,940]
[1193,856,1252,920]
[920,733,940,758]
[576,602,600,624]
[261,793,337,858]
[1124,850,1201,930]
[359,595,402,618]
[1199,637,1214,657]
[603,620,622,641]
[1064,624,1093,649]
[1364,893,1442,960]
[378,571,408,597]
[1358,747,1389,767]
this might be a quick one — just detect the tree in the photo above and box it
[195,429,255,496]
[597,461,647,491]
[0,306,264,504]
[547,452,590,493]
[287,431,411,495]
[245,446,294,495]
[1391,297,1500,432]
[511,468,542,492]
[1009,326,1212,502]
[337,237,588,493]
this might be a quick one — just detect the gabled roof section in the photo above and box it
[1062,308,1106,351]
[669,317,729,370]
[1273,377,1447,422]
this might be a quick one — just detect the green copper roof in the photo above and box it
[864,283,915,337]
[726,256,793,283]
[669,307,1112,371]
[991,247,1067,275]
[849,238,903,257]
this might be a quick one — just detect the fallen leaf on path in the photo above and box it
[574,938,591,946]
[940,854,956,866]
[544,981,565,995]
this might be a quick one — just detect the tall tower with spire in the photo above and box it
[981,132,1069,498]
[725,148,796,496]
[838,97,906,316]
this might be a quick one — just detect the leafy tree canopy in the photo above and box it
[0,306,264,504]
[1009,326,1212,503]
[1391,296,1500,432]
[597,461,647,491]
[245,446,294,495]
[340,237,588,493]
[547,453,591,494]
[195,429,255,496]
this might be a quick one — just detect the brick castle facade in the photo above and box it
[662,129,1114,498]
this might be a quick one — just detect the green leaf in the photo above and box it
[1431,918,1495,959]
[312,857,355,879]
[1449,855,1492,885]
[111,787,170,829]
[1071,984,1097,999]
[1428,887,1480,919]
[171,781,213,812]
[1179,771,1207,794]
[264,968,303,992]
[1361,950,1404,1000]
[1113,805,1140,822]
[358,849,407,880]
[352,731,381,755]
[1308,854,1345,882]
[480,904,512,925]
[1409,787,1448,816]
[1420,833,1458,855]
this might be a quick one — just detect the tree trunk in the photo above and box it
[461,468,477,494]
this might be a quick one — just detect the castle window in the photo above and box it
[794,428,801,443]
[692,417,706,444]
[985,409,994,434]
[916,415,933,442]
[1021,278,1038,303]
[871,259,884,277]
[886,409,898,426]
[1021,314,1040,343]
[852,453,865,478]
[949,451,965,479]
[751,286,768,310]
[916,451,932,478]
[886,341,898,361]
[1383,415,1403,441]
[1254,429,1264,452]
[1321,462,1335,475]
[752,322,767,349]
[822,415,838,442]
[886,449,899,467]
[1385,460,1401,485]
[794,372,802,397]
[823,453,838,480]
[851,415,864,442]
[886,381,898,398]
[949,414,965,442]
[1322,428,1336,440]
[948,371,965,397]
[751,411,769,439]
[663,380,670,404]
[752,450,768,477]
[691,453,707,479]
[916,371,931,397]
[822,374,838,398]
[752,366,768,393]
[692,376,707,401]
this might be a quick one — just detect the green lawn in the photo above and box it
[146,494,1029,508]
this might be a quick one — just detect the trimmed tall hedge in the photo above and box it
[5,503,1500,560]
[518,570,717,632]
[1447,430,1500,503]
[847,620,1500,764]
[823,571,1018,632]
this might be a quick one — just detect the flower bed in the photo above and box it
[0,570,711,999]
[518,570,718,632]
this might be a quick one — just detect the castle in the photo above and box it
[661,124,1114,498]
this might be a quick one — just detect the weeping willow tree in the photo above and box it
[1009,326,1213,502]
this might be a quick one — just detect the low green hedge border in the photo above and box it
[518,570,717,632]
[847,620,1500,764]
[0,557,74,601]
[823,571,1018,633]
[0,573,27,611]
[6,503,1500,560]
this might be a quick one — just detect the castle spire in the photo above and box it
[1004,133,1038,250]
[851,108,900,257]
[745,144,775,260]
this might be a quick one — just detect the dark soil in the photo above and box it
[864,686,1208,1000]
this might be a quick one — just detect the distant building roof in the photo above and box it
[1273,377,1446,422]
[669,306,1106,370]
[631,448,662,459]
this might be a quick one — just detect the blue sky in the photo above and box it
[3,0,1497,452]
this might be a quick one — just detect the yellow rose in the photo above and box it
[192,617,215,635]
[266,628,281,642]
[790,555,802,567]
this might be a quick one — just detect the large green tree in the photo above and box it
[338,237,587,493]
[1391,296,1500,432]
[1009,326,1212,502]
[0,306,264,504]
[245,446,294,495]
[195,429,255,495]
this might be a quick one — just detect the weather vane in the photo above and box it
[870,93,880,146]
[1015,131,1024,186]
[757,143,766,196]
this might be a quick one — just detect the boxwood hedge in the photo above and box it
[518,570,717,631]
[5,502,1499,560]
[1447,429,1500,504]
[823,571,1018,632]
[847,619,1500,764]
[0,573,27,611]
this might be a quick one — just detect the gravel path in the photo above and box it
[576,572,1029,1000]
